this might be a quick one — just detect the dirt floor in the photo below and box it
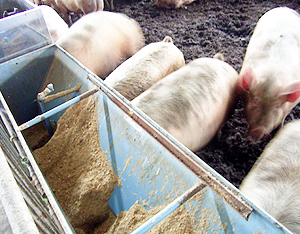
[107,0,300,188]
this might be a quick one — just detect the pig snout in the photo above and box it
[239,67,300,141]
[249,127,269,141]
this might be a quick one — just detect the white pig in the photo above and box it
[104,36,185,101]
[239,119,300,234]
[56,11,145,79]
[155,0,195,9]
[27,0,41,4]
[54,0,104,22]
[38,5,69,42]
[131,56,239,152]
[238,7,300,141]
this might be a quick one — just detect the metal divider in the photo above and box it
[19,87,99,131]
[131,182,207,234]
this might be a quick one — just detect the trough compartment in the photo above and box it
[0,44,295,234]
[0,4,295,234]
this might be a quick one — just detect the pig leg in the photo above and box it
[104,0,114,10]
[177,0,196,8]
[30,0,42,5]
[43,0,63,18]
[78,0,103,14]
[55,0,70,23]
[96,0,105,11]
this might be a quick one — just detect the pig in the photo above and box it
[155,0,195,9]
[38,5,69,42]
[27,0,41,5]
[239,119,300,234]
[56,11,145,79]
[54,0,104,22]
[131,55,239,152]
[238,7,300,141]
[104,36,185,101]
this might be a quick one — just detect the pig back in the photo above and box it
[104,36,185,101]
[240,119,300,233]
[132,57,239,152]
[241,7,300,69]
[56,11,145,79]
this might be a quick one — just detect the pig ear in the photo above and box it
[238,67,257,91]
[280,81,300,103]
[163,36,173,43]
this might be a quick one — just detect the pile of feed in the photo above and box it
[95,189,208,234]
[103,201,198,233]
[32,96,118,232]
[27,95,208,233]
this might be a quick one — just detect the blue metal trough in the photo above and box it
[0,3,294,234]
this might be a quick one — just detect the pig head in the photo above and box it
[238,65,300,140]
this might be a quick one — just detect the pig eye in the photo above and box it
[251,97,259,107]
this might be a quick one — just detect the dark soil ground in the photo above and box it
[109,0,300,188]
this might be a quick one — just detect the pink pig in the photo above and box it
[132,55,239,152]
[240,119,300,233]
[56,11,145,79]
[155,0,195,9]
[54,0,104,21]
[238,7,300,140]
[104,36,185,101]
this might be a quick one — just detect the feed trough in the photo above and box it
[0,3,294,233]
